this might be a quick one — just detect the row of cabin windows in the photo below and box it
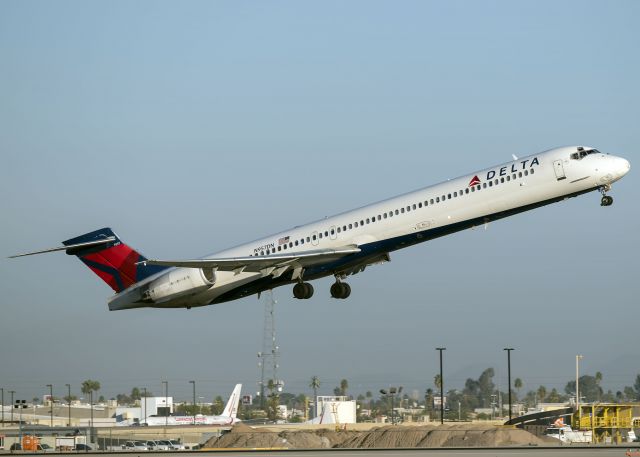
[252,168,534,256]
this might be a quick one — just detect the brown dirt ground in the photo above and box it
[202,423,559,449]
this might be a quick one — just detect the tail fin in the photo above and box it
[222,384,242,419]
[63,228,167,293]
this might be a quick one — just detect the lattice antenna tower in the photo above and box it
[257,290,283,408]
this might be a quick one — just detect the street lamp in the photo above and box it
[504,348,514,422]
[576,355,583,426]
[65,384,71,427]
[162,381,168,427]
[436,348,446,425]
[9,391,15,424]
[142,388,148,424]
[379,387,403,425]
[189,381,196,424]
[1,387,4,428]
[46,384,53,427]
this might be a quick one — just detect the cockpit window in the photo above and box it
[571,148,600,160]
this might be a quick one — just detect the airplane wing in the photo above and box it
[140,245,361,278]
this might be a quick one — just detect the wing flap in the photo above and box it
[140,245,361,272]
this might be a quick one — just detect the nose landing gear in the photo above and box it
[600,185,613,206]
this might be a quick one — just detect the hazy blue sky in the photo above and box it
[1,1,638,404]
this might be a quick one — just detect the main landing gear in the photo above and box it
[600,185,613,207]
[293,282,314,299]
[330,280,351,299]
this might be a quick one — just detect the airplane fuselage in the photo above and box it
[106,145,629,310]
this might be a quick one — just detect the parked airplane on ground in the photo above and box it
[141,384,241,426]
[11,146,630,310]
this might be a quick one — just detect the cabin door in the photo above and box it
[553,160,566,180]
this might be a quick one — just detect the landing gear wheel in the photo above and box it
[600,195,613,206]
[302,282,314,299]
[330,281,351,299]
[293,282,314,299]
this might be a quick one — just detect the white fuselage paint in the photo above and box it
[108,146,630,310]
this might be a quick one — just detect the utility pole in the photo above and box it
[46,384,53,427]
[258,291,282,408]
[142,388,148,424]
[9,391,15,424]
[576,355,583,427]
[504,348,514,422]
[65,384,71,426]
[436,347,446,425]
[1,387,4,427]
[189,381,196,424]
[162,381,168,427]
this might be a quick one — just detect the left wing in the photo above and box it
[140,245,361,279]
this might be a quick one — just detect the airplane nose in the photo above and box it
[619,157,631,177]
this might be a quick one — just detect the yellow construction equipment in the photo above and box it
[573,403,639,444]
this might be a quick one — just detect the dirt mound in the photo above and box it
[202,424,556,449]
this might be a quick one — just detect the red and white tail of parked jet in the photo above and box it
[10,146,630,311]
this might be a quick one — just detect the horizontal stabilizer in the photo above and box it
[9,237,116,258]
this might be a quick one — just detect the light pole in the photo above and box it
[46,384,53,427]
[89,391,94,428]
[436,347,446,424]
[379,387,402,425]
[9,391,15,424]
[504,348,514,422]
[189,381,196,424]
[1,387,4,427]
[162,381,168,427]
[65,384,71,426]
[576,355,583,427]
[142,388,148,424]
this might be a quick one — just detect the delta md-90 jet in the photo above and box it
[11,146,630,311]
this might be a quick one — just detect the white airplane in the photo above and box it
[142,384,242,426]
[10,146,630,310]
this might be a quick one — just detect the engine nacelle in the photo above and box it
[143,268,215,304]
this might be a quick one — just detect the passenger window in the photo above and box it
[389,211,394,217]
[530,168,535,174]
[354,222,359,228]
[306,237,311,242]
[289,242,293,248]
[330,229,335,235]
[319,233,323,239]
[500,177,505,183]
[471,187,475,192]
[412,204,416,210]
[337,227,341,233]
[395,209,399,215]
[360,220,364,225]
[447,193,451,199]
[294,241,298,246]
[283,244,287,249]
[518,172,522,178]
[512,174,516,180]
[401,208,405,213]
[377,215,382,221]
[312,234,317,240]
[383,213,387,219]
[465,188,469,194]
[406,206,410,212]
[366,218,370,224]
[506,175,511,181]
[301,239,305,245]
[524,169,529,176]
[349,223,353,229]
[489,181,493,187]
[430,199,434,204]
[436,197,440,202]
[453,191,457,197]
[482,183,487,189]
[324,231,328,237]
[278,246,282,251]
[418,202,422,208]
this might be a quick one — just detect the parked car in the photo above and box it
[37,443,55,452]
[73,443,92,451]
[123,441,148,451]
[168,440,185,450]
[10,443,22,451]
[150,440,171,451]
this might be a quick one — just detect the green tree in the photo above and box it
[339,379,349,397]
[565,375,603,402]
[211,395,224,415]
[634,374,640,398]
[514,378,523,400]
[309,376,320,418]
[81,380,101,403]
[131,387,141,401]
[434,374,442,390]
[537,385,547,403]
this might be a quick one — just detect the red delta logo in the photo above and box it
[468,175,481,187]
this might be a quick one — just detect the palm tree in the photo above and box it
[340,379,349,397]
[514,378,523,400]
[309,376,320,418]
[536,385,547,404]
[434,374,442,390]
